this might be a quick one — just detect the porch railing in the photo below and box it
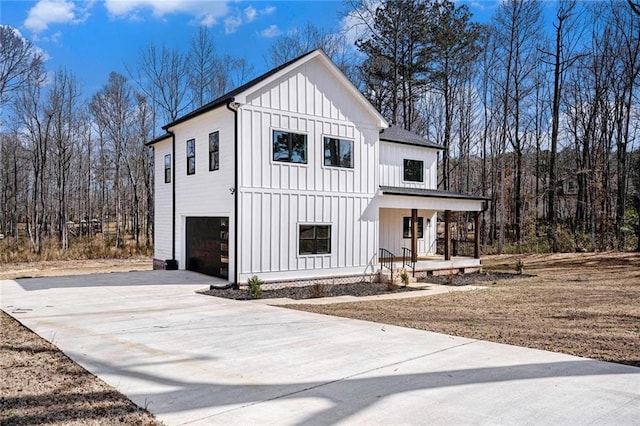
[379,248,395,281]
[401,247,416,277]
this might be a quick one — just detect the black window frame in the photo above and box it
[299,224,331,255]
[403,159,424,182]
[324,136,354,168]
[209,131,219,171]
[403,217,424,239]
[273,130,307,164]
[186,139,195,175]
[164,154,171,183]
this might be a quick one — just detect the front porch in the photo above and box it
[378,253,482,282]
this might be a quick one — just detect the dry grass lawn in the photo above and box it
[0,312,162,425]
[287,252,640,367]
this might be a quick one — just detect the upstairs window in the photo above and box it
[404,159,424,182]
[209,131,219,171]
[403,217,424,239]
[324,137,354,168]
[273,130,307,164]
[299,224,331,255]
[186,139,195,175]
[164,154,171,183]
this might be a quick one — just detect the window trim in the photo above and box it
[164,154,171,184]
[209,131,219,172]
[298,223,332,256]
[322,135,354,169]
[186,139,195,175]
[272,128,308,165]
[403,159,424,183]
[403,216,424,239]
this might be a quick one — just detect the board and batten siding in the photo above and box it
[170,107,236,278]
[153,138,173,262]
[379,208,437,257]
[379,141,438,189]
[235,55,382,282]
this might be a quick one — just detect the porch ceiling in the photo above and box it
[377,186,488,212]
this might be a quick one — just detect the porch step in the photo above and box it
[377,268,418,286]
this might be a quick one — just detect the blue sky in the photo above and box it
[1,1,501,97]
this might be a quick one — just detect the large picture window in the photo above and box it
[403,159,423,182]
[273,130,307,164]
[209,131,219,171]
[299,224,331,255]
[403,217,424,239]
[186,139,195,175]
[164,154,171,183]
[324,137,353,168]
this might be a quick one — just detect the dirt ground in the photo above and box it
[288,252,640,367]
[0,257,152,280]
[0,312,163,425]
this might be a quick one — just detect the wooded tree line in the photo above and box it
[0,26,252,254]
[351,0,640,252]
[1,0,639,256]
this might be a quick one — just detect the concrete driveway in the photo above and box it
[1,270,638,425]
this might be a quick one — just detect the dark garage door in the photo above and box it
[185,217,229,279]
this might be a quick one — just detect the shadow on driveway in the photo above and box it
[13,270,222,291]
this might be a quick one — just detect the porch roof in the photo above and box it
[377,186,489,212]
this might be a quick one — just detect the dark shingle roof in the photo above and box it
[380,186,490,201]
[379,126,444,150]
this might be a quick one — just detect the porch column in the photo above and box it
[444,210,451,261]
[411,208,418,262]
[474,211,480,259]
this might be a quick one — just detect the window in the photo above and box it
[273,130,307,164]
[403,217,424,239]
[209,131,219,171]
[186,139,195,175]
[164,154,171,183]
[324,137,353,168]
[404,159,424,182]
[299,225,331,255]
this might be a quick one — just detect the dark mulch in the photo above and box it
[198,281,423,300]
[198,271,531,301]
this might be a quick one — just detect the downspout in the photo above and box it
[168,129,177,266]
[226,99,239,287]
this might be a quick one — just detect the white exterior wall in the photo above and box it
[153,138,173,261]
[236,56,381,283]
[379,141,438,189]
[379,208,437,257]
[170,107,236,278]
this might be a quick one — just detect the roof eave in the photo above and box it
[380,139,445,150]
[146,133,172,146]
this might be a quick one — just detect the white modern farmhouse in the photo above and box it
[147,49,487,285]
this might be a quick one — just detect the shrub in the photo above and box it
[247,275,263,299]
[310,283,329,298]
[400,270,409,286]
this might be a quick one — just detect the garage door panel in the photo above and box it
[186,217,229,279]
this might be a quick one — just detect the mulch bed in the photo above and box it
[198,271,529,300]
[198,281,422,300]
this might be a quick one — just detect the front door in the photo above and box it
[185,217,229,279]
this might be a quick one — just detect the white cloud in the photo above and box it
[244,6,257,22]
[340,0,379,46]
[263,6,276,15]
[259,24,281,38]
[224,15,243,34]
[24,0,90,34]
[104,0,229,25]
